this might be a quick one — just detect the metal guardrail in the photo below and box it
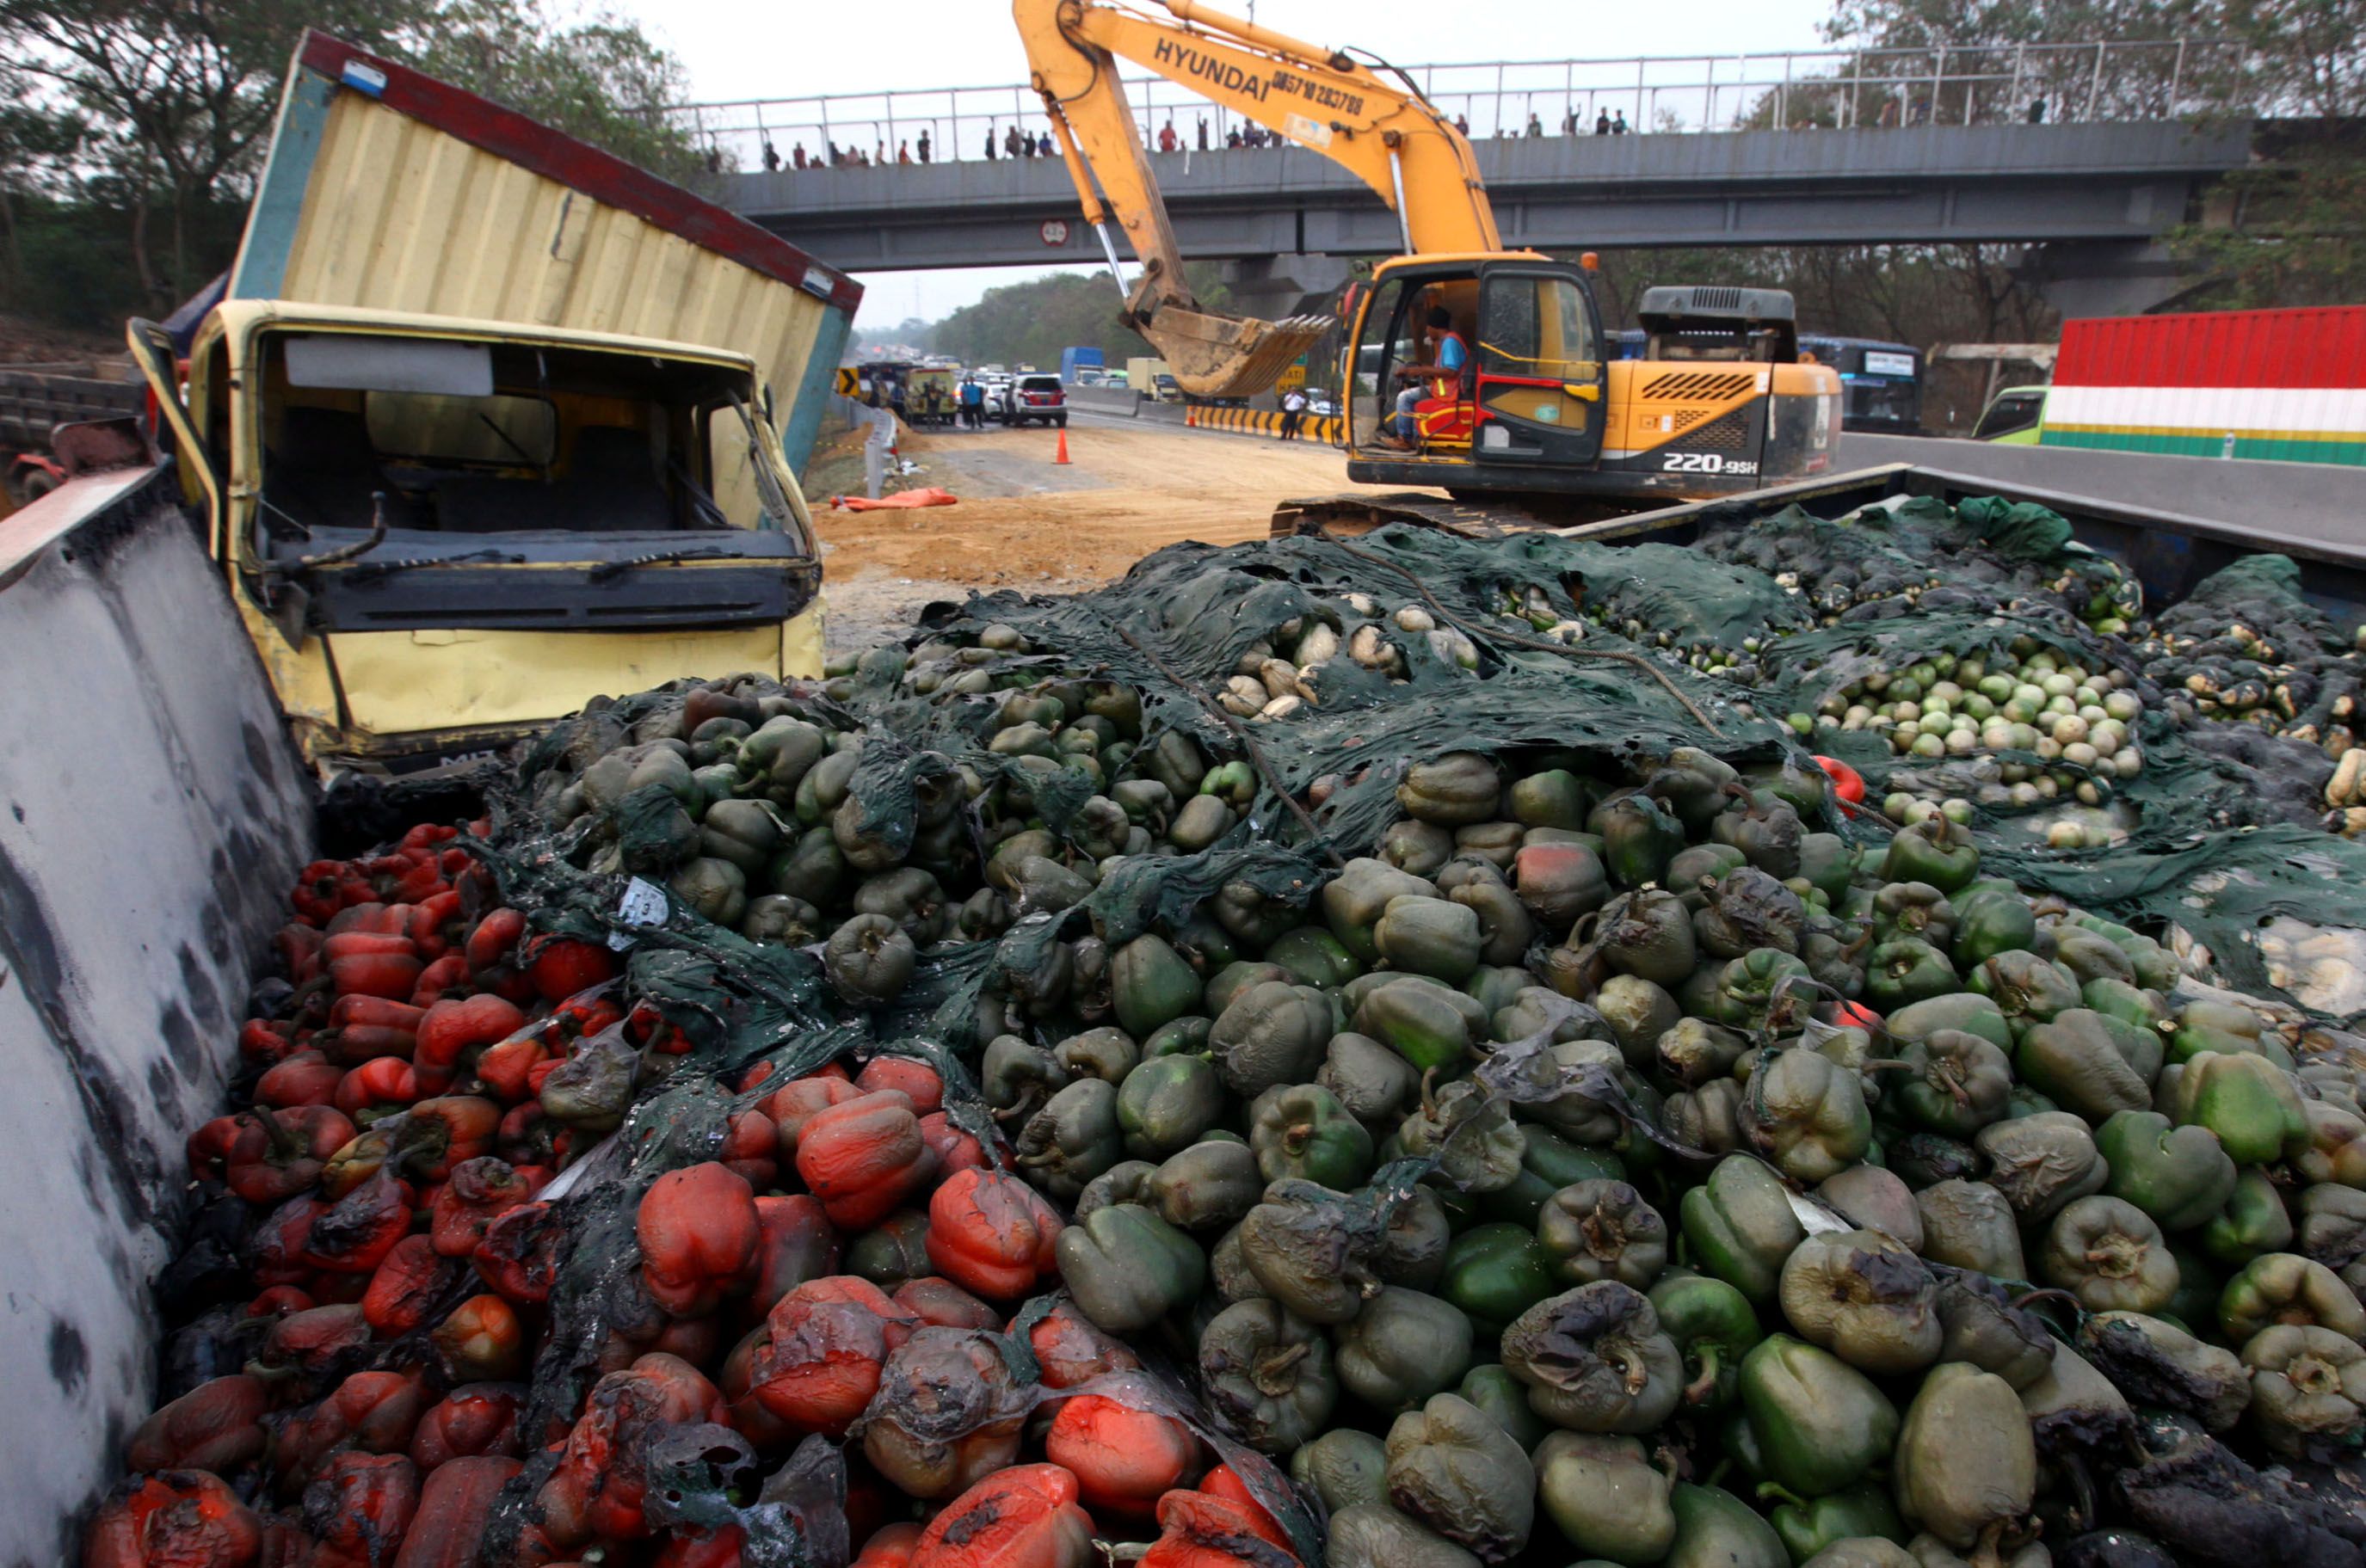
[675,40,2250,169]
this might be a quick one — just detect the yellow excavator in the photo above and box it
[1015,0,1845,529]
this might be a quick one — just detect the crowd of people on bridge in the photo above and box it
[726,80,2055,175]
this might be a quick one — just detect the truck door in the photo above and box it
[1472,265,1607,468]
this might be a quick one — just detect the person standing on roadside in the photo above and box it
[1279,386,1307,441]
[917,129,932,163]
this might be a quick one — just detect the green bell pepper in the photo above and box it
[1248,1082,1375,1189]
[2172,1050,2308,1165]
[1535,1431,1675,1566]
[1537,1179,1669,1290]
[1886,992,2012,1051]
[1318,1031,1422,1128]
[2094,1109,2239,1231]
[1679,1154,1808,1305]
[1737,1334,1900,1496]
[1376,895,1486,984]
[1975,1111,2107,1221]
[1592,790,1689,889]
[2199,1168,2294,1268]
[1872,882,1956,951]
[1291,1428,1388,1513]
[1325,857,1440,962]
[1648,1271,1761,1411]
[2220,1251,2366,1343]
[1015,1077,1124,1201]
[1400,751,1504,826]
[1110,932,1202,1037]
[1500,1282,1683,1434]
[1143,1139,1262,1233]
[1477,1128,1624,1228]
[1383,1393,1537,1561]
[1208,980,1334,1096]
[1864,938,1960,1014]
[2240,1323,2366,1459]
[1510,767,1593,830]
[1238,1178,1386,1323]
[1895,1028,2013,1137]
[1399,1079,1526,1191]
[1457,1363,1550,1450]
[1439,1222,1559,1335]
[1882,823,1979,894]
[1355,976,1485,1073]
[1894,1362,2036,1551]
[1336,1286,1476,1413]
[1198,1297,1339,1453]
[1948,888,2037,969]
[1760,1482,1907,1564]
[1915,1178,2030,1280]
[1054,1202,1206,1331]
[2049,925,2137,987]
[1777,1228,1942,1374]
[1114,1055,1226,1160]
[2014,1008,2153,1122]
[1665,1483,1787,1568]
[1742,1046,1872,1183]
[1967,951,2081,1035]
[2042,1196,2178,1313]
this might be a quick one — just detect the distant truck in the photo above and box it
[1060,346,1106,383]
[1,363,145,507]
[1127,356,1180,402]
[1987,306,2364,465]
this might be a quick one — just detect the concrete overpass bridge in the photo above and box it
[693,42,2260,316]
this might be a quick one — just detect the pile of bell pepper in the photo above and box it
[89,611,2366,1568]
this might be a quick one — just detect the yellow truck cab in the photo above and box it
[132,301,823,766]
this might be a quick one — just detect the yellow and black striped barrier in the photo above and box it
[1184,405,1346,445]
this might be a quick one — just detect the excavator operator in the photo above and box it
[1382,302,1469,449]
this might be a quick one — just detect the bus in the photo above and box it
[1798,336,1923,434]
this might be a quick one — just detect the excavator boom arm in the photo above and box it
[1014,0,1498,397]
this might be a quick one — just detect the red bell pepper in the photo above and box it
[1814,753,1868,805]
[301,1168,415,1275]
[654,1526,748,1568]
[855,1055,944,1113]
[759,1076,863,1157]
[1197,1464,1290,1546]
[473,1033,551,1104]
[251,1304,373,1384]
[304,1452,420,1568]
[408,891,465,962]
[386,1454,520,1568]
[1137,1489,1298,1568]
[524,937,616,1003]
[363,1234,463,1337]
[495,1103,570,1169]
[274,923,329,985]
[533,1353,727,1548]
[412,997,528,1097]
[925,1169,1063,1301]
[327,932,425,1002]
[909,1466,1096,1568]
[918,1111,992,1177]
[795,1091,938,1231]
[432,1294,527,1382]
[1026,1301,1142,1389]
[891,1277,1003,1331]
[271,1370,429,1492]
[748,1195,839,1314]
[333,1059,419,1124]
[84,1471,262,1568]
[409,952,471,1007]
[328,904,411,938]
[472,1202,561,1307]
[854,1523,924,1568]
[319,995,425,1065]
[252,1196,330,1289]
[718,1109,779,1191]
[125,1374,268,1475]
[719,1325,798,1451]
[256,1053,344,1111]
[249,1285,317,1319]
[429,1158,539,1257]
[401,1096,501,1183]
[747,1276,913,1437]
[188,1106,356,1205]
[408,1384,524,1470]
[637,1162,760,1318]
[241,1018,301,1066]
[464,908,526,976]
[1045,1396,1198,1522]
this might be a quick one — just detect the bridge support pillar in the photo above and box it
[2015,241,2191,319]
[1219,254,1354,318]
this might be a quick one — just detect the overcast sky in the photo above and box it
[620,0,1838,323]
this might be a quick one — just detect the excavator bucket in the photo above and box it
[1140,305,1332,400]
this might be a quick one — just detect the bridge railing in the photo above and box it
[675,40,2252,169]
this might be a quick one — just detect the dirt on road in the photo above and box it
[810,416,1415,649]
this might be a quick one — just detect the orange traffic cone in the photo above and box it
[1054,427,1070,464]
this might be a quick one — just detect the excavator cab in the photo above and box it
[1345,255,1610,490]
